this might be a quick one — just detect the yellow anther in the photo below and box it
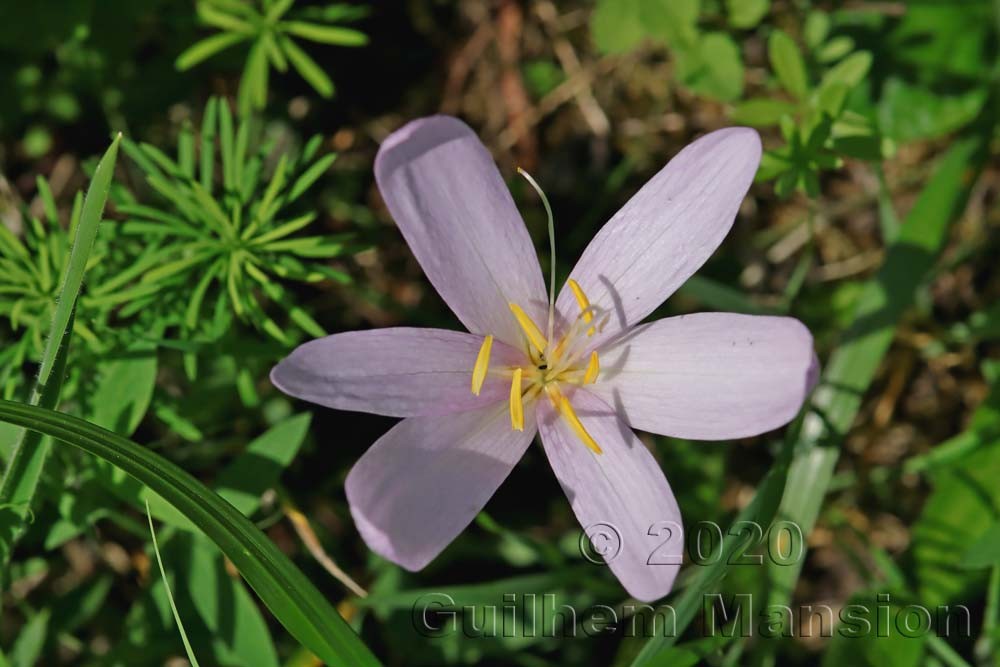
[556,393,602,455]
[509,368,524,431]
[471,335,493,395]
[583,351,600,384]
[567,279,593,323]
[567,279,595,336]
[509,303,548,354]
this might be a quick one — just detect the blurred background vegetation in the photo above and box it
[1,0,999,665]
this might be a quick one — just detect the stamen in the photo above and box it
[583,351,600,384]
[471,335,493,395]
[567,279,595,336]
[509,368,524,431]
[567,279,593,323]
[509,303,548,354]
[555,391,602,455]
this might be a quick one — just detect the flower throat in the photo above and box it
[468,169,608,454]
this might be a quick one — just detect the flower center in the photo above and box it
[470,279,606,454]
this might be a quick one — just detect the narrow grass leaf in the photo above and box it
[146,500,202,667]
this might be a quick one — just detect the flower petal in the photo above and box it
[591,313,817,440]
[375,115,548,345]
[555,128,761,346]
[270,328,526,417]
[346,402,536,571]
[537,389,683,602]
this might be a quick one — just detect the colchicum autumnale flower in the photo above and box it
[271,116,818,601]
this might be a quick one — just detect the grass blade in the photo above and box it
[0,135,120,568]
[37,134,120,395]
[146,500,202,667]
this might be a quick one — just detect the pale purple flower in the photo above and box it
[271,116,817,602]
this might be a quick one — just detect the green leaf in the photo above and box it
[641,0,700,49]
[89,345,157,436]
[262,235,346,258]
[821,591,926,667]
[286,153,335,203]
[40,135,119,393]
[35,176,58,224]
[0,400,381,667]
[265,0,295,21]
[768,30,809,99]
[815,36,854,63]
[962,521,1000,569]
[279,35,334,97]
[679,32,744,102]
[176,31,250,70]
[251,211,315,245]
[8,609,49,667]
[878,77,987,143]
[803,11,830,50]
[219,98,236,191]
[215,413,311,517]
[730,97,796,127]
[911,441,1000,604]
[239,38,270,114]
[280,20,367,46]
[197,1,254,34]
[819,51,872,91]
[726,0,768,29]
[590,0,646,54]
[262,31,288,71]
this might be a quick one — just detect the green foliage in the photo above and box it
[734,14,883,196]
[176,0,368,113]
[590,0,745,102]
[115,97,354,364]
[0,182,88,390]
[762,136,986,656]
[0,135,119,569]
[0,399,381,667]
